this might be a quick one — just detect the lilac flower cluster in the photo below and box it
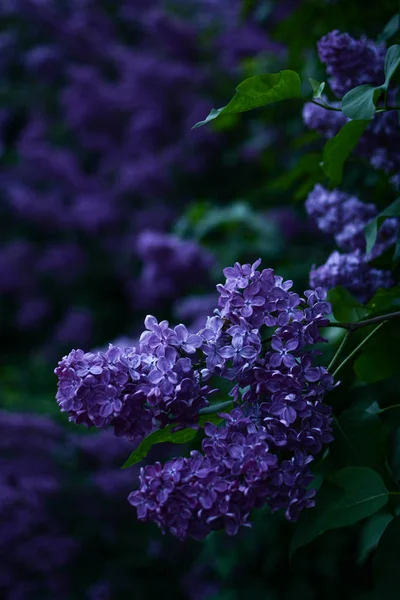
[56,319,213,447]
[303,31,400,176]
[129,410,316,540]
[317,30,386,98]
[56,260,334,539]
[306,185,398,302]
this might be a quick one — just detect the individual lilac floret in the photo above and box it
[310,250,394,304]
[317,30,386,98]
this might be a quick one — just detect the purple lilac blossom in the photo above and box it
[55,318,213,447]
[305,185,398,302]
[302,97,348,138]
[121,260,335,539]
[304,31,400,176]
[310,250,395,304]
[317,30,386,98]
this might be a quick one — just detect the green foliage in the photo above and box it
[328,287,369,322]
[372,516,400,594]
[291,467,388,556]
[331,407,387,472]
[354,320,400,383]
[122,427,198,468]
[322,120,369,185]
[342,45,400,120]
[309,78,325,98]
[383,45,400,88]
[193,71,302,128]
[378,13,400,42]
[342,85,381,120]
[367,285,400,313]
[364,197,400,255]
[357,511,393,564]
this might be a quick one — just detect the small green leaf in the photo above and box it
[331,407,387,472]
[367,285,400,314]
[322,120,369,185]
[342,85,382,120]
[309,78,325,99]
[358,511,393,564]
[373,515,400,594]
[193,70,302,128]
[328,286,368,322]
[122,427,198,468]
[291,467,388,556]
[364,197,400,255]
[383,45,400,89]
[378,14,400,43]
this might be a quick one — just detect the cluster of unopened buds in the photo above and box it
[56,260,335,540]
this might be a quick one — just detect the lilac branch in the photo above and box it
[325,311,400,332]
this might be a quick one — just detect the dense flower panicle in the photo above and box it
[358,110,400,175]
[129,407,317,540]
[302,98,347,138]
[56,260,335,541]
[304,32,400,176]
[55,319,213,447]
[305,185,398,302]
[317,30,386,98]
[310,250,395,304]
[305,184,377,250]
[100,260,335,539]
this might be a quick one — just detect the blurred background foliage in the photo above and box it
[0,0,399,598]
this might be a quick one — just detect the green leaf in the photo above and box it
[309,78,325,99]
[328,286,369,322]
[342,85,382,120]
[383,45,400,89]
[378,14,400,43]
[122,427,198,468]
[388,427,400,480]
[354,320,400,383]
[367,285,400,314]
[373,515,400,594]
[331,408,387,472]
[358,511,393,564]
[193,70,302,128]
[364,197,400,255]
[322,120,369,186]
[290,467,388,556]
